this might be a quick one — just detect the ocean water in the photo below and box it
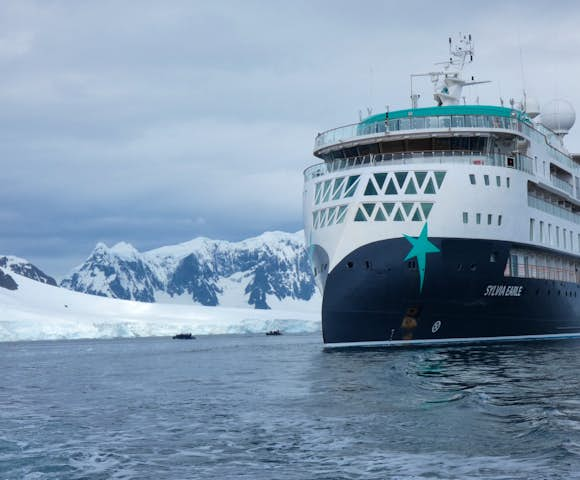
[2,334,580,479]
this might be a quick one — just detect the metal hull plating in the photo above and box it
[322,238,580,347]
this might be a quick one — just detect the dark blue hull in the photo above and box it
[322,238,580,346]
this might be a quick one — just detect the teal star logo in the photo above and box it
[404,223,440,293]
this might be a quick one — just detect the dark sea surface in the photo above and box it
[2,334,580,479]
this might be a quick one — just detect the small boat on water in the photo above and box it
[266,330,282,336]
[172,333,195,340]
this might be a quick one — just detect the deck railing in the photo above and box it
[304,151,534,181]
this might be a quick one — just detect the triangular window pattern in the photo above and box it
[404,177,417,194]
[374,206,387,221]
[327,207,337,226]
[402,202,413,216]
[383,202,395,216]
[424,177,436,194]
[421,202,433,219]
[332,178,345,200]
[336,205,348,224]
[434,171,446,189]
[363,203,375,217]
[364,180,378,196]
[411,208,422,222]
[395,172,408,190]
[393,206,404,222]
[373,173,388,191]
[322,180,332,203]
[344,176,360,198]
[385,178,397,195]
[415,171,428,190]
[354,208,367,222]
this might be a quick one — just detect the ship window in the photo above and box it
[424,178,437,194]
[476,213,481,225]
[336,205,348,224]
[469,174,476,185]
[412,117,425,129]
[344,176,360,198]
[421,203,433,219]
[463,212,468,224]
[363,203,375,217]
[496,176,501,187]
[548,224,552,245]
[374,207,387,221]
[530,218,535,241]
[364,180,378,196]
[510,254,519,277]
[506,177,511,188]
[487,214,492,225]
[440,116,451,128]
[470,264,477,271]
[383,202,395,216]
[556,226,560,247]
[347,261,354,269]
[434,171,446,188]
[408,260,417,270]
[540,221,544,243]
[484,175,490,186]
[385,178,397,195]
[399,118,411,130]
[393,207,404,222]
[452,116,465,128]
[564,228,567,249]
[365,260,371,269]
[354,208,366,222]
[490,252,497,263]
[498,215,503,226]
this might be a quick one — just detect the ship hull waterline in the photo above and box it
[321,237,580,348]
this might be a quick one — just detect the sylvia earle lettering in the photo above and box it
[484,285,524,297]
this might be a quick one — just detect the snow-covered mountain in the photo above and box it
[0,255,57,286]
[61,231,319,310]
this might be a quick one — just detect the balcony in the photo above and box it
[304,151,534,181]
[550,174,574,196]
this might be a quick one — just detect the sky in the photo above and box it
[2,0,580,277]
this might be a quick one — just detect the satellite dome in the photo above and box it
[540,99,576,135]
[525,97,541,118]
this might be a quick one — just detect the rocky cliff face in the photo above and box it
[60,231,317,309]
[0,256,56,287]
[0,268,18,291]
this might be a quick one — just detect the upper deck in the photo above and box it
[313,105,579,175]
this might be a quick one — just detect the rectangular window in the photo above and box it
[570,231,574,251]
[564,229,567,249]
[496,176,501,187]
[529,218,535,240]
[507,177,511,188]
[476,213,481,224]
[548,224,552,245]
[540,221,544,243]
[484,175,490,186]
[487,214,492,225]
[498,215,502,226]
[469,174,476,185]
[462,212,468,224]
[510,254,519,277]
[556,226,560,247]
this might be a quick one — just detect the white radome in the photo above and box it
[540,98,576,134]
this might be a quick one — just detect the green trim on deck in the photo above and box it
[360,105,527,125]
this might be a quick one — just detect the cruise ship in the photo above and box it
[303,35,580,347]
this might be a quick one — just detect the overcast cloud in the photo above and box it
[1,0,580,276]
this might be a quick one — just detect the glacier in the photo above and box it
[0,271,321,342]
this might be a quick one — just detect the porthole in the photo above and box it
[470,264,477,271]
[347,261,354,269]
[457,264,463,271]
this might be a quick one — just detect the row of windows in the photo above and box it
[505,249,580,283]
[354,202,433,223]
[462,212,503,226]
[468,173,511,188]
[529,218,579,253]
[312,205,349,230]
[528,194,580,225]
[363,171,446,196]
[314,175,360,205]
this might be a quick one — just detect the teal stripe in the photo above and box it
[360,105,525,125]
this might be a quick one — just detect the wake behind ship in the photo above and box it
[303,34,580,347]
